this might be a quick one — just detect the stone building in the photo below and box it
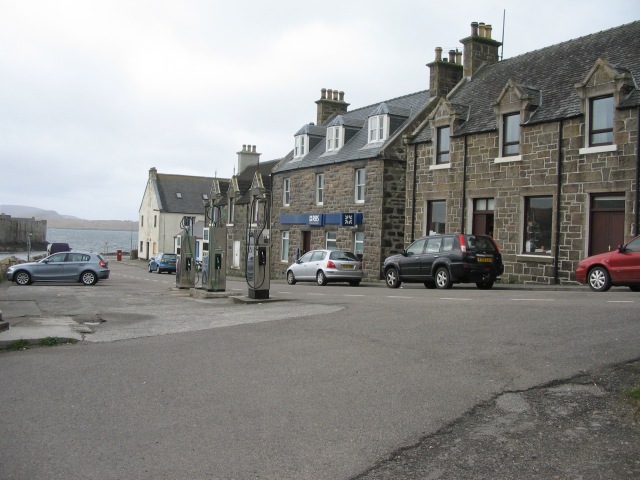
[0,214,47,252]
[138,167,229,260]
[271,89,430,281]
[223,145,282,275]
[404,20,640,284]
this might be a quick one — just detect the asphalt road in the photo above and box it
[1,260,639,479]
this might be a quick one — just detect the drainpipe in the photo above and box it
[635,107,640,236]
[461,135,468,234]
[411,143,418,242]
[554,119,564,285]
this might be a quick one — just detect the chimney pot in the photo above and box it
[471,22,479,36]
[339,91,345,101]
[252,145,256,153]
[242,144,246,151]
[486,24,492,39]
[435,47,442,62]
[479,22,486,37]
[455,50,462,64]
[321,88,326,99]
[448,49,456,62]
[327,88,333,100]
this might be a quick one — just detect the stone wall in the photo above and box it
[0,214,47,251]
[407,109,638,285]
[271,157,407,281]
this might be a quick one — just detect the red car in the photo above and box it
[575,235,640,291]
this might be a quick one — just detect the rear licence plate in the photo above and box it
[477,257,492,263]
[342,264,355,269]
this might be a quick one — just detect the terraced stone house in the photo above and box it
[405,20,640,284]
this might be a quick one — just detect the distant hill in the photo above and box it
[0,205,138,231]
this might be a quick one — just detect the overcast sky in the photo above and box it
[1,1,637,221]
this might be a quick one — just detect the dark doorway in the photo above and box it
[302,231,311,255]
[589,195,625,255]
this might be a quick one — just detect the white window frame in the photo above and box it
[501,112,521,157]
[436,126,450,165]
[326,126,343,152]
[354,232,364,254]
[294,135,307,158]
[354,168,365,203]
[368,115,387,143]
[283,178,290,206]
[315,173,325,205]
[326,231,337,250]
[281,231,289,262]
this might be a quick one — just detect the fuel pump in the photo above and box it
[246,186,270,299]
[176,216,197,289]
[201,194,227,292]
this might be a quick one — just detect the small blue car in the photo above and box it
[148,253,177,274]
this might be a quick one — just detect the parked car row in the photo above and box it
[6,234,639,292]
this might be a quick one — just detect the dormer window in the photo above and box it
[589,95,614,146]
[294,135,307,158]
[326,126,343,152]
[502,113,520,156]
[368,115,387,143]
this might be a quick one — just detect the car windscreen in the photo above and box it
[466,235,496,252]
[164,254,177,261]
[329,251,358,261]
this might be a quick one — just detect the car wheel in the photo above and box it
[14,270,32,286]
[385,268,401,288]
[286,270,297,285]
[435,267,452,289]
[148,264,152,272]
[157,267,162,274]
[629,285,640,292]
[588,266,611,292]
[316,270,328,286]
[349,280,361,287]
[476,280,494,290]
[81,271,98,286]
[424,281,436,289]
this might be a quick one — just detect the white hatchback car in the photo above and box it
[286,249,363,286]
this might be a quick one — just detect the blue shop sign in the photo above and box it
[308,214,324,226]
[280,212,362,226]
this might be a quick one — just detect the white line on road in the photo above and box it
[307,293,326,296]
[440,297,472,301]
[344,294,365,297]
[511,298,555,301]
[387,296,413,298]
[606,300,635,303]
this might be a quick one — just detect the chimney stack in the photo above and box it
[237,144,260,174]
[315,88,349,125]
[460,20,502,78]
[427,47,463,98]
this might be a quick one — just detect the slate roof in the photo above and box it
[274,90,431,173]
[155,174,229,214]
[446,20,640,137]
[234,159,282,204]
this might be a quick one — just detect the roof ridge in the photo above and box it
[498,20,640,65]
[345,89,429,115]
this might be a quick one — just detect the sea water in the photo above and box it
[0,228,139,261]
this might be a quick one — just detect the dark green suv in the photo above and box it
[382,234,504,290]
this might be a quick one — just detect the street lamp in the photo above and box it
[27,233,32,261]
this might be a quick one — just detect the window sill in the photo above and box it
[494,155,522,164]
[226,223,234,227]
[429,163,451,171]
[516,254,554,264]
[579,144,617,155]
[355,200,365,204]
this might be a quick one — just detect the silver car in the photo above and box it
[286,249,363,286]
[5,252,110,286]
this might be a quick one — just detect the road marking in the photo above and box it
[307,293,326,296]
[440,297,472,301]
[511,298,555,301]
[387,296,413,298]
[606,300,635,303]
[344,294,365,297]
